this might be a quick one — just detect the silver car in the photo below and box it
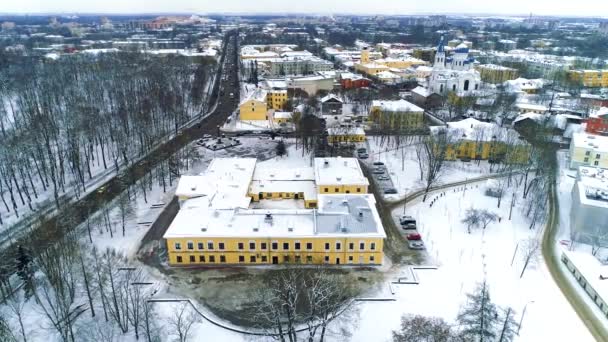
[408,240,425,250]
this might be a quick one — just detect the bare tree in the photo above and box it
[479,210,499,230]
[166,302,200,342]
[419,131,453,201]
[6,289,28,342]
[392,315,459,342]
[462,208,481,234]
[519,238,540,278]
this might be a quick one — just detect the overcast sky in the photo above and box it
[2,0,607,17]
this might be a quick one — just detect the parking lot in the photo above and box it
[356,146,398,196]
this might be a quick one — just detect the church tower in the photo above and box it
[434,36,446,69]
[361,47,370,64]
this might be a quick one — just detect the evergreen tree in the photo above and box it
[276,140,287,157]
[15,245,34,298]
[497,307,519,342]
[457,280,499,342]
[0,313,15,342]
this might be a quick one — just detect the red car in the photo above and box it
[406,233,421,241]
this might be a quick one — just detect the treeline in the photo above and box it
[0,52,215,224]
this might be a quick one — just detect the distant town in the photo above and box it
[0,12,607,342]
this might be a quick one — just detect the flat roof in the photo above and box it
[572,132,608,153]
[563,250,608,302]
[576,166,608,209]
[314,158,369,186]
[163,194,385,239]
[372,99,424,113]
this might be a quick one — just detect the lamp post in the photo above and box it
[517,300,535,335]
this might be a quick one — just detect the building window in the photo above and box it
[348,255,353,262]
[261,242,267,250]
[249,242,256,250]
[209,255,215,263]
[175,242,182,250]
[356,188,361,193]
[238,242,244,250]
[371,242,376,250]
[283,242,290,250]
[219,243,225,250]
[176,256,182,263]
[325,243,330,250]
[360,242,365,250]
[284,255,290,263]
[597,154,601,159]
[207,242,214,250]
[250,256,256,263]
[336,242,342,250]
[324,256,329,263]
[187,242,193,250]
[349,242,354,250]
[261,256,268,262]
[335,188,339,192]
[307,242,313,250]
[198,242,204,250]
[272,242,278,250]
[464,80,470,91]
[295,255,301,263]
[295,242,301,250]
[307,256,313,263]
[595,161,600,166]
[324,188,329,193]
[239,255,245,263]
[189,255,195,262]
[220,255,226,263]
[199,255,205,262]
[584,157,589,163]
[369,256,375,263]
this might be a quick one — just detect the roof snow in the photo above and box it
[372,99,424,112]
[314,158,369,186]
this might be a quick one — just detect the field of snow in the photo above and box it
[349,177,593,342]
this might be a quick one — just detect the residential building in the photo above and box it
[569,166,608,240]
[165,157,384,266]
[267,89,288,111]
[340,73,371,89]
[585,107,608,135]
[320,94,343,115]
[239,89,268,121]
[273,111,293,124]
[569,132,608,169]
[287,75,334,95]
[426,37,481,97]
[327,126,366,144]
[430,118,529,163]
[475,64,518,84]
[498,39,517,51]
[370,100,424,130]
[568,70,608,88]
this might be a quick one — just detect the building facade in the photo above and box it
[239,89,268,120]
[569,132,608,169]
[165,157,384,266]
[585,108,608,135]
[570,166,608,241]
[568,70,608,88]
[370,99,425,130]
[475,64,518,84]
[267,89,288,111]
[427,37,481,97]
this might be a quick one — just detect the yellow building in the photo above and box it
[354,62,390,75]
[374,57,427,69]
[361,47,371,64]
[272,111,292,124]
[431,118,530,163]
[166,157,383,266]
[568,70,608,88]
[327,126,366,144]
[370,99,425,130]
[475,64,519,84]
[267,89,288,110]
[239,89,268,120]
[569,132,608,169]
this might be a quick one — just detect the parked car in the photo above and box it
[384,188,398,194]
[399,216,417,229]
[406,233,422,241]
[408,240,425,250]
[372,169,385,174]
[358,152,369,159]
[377,175,390,181]
[357,147,367,153]
[372,161,385,166]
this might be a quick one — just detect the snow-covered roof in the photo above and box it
[321,94,343,103]
[590,107,608,119]
[273,111,292,119]
[432,118,523,142]
[572,132,608,154]
[327,126,366,136]
[372,99,424,113]
[240,88,267,104]
[164,194,385,239]
[376,71,400,79]
[314,158,369,186]
[562,250,608,303]
[515,103,548,112]
[512,112,545,124]
[411,86,430,98]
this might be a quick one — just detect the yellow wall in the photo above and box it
[571,146,608,168]
[328,134,366,143]
[239,99,268,120]
[443,140,530,164]
[361,49,370,64]
[370,108,424,130]
[354,63,389,75]
[317,184,368,194]
[166,237,384,266]
[568,70,608,88]
[267,91,288,111]
[248,190,318,208]
[476,66,518,84]
[381,60,426,69]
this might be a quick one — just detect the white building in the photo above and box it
[570,166,608,241]
[427,37,481,97]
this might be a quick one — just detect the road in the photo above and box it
[0,31,242,277]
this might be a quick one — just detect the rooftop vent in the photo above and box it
[324,159,329,167]
[265,213,273,222]
[336,176,342,182]
[342,199,349,206]
[201,227,207,232]
[191,186,197,191]
[340,227,348,233]
[288,227,294,232]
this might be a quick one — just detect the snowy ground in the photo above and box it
[366,136,500,200]
[348,178,593,342]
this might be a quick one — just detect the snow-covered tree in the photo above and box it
[497,307,519,342]
[392,315,457,342]
[462,208,481,234]
[457,281,499,341]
